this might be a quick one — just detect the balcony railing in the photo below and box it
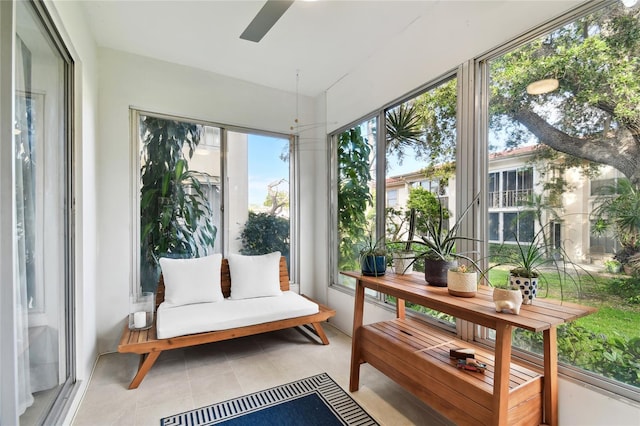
[488,189,533,208]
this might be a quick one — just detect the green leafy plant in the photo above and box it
[491,222,595,299]
[358,233,388,276]
[239,212,289,259]
[411,194,480,264]
[604,259,622,274]
[338,127,372,272]
[358,233,388,258]
[139,116,217,292]
[592,178,640,270]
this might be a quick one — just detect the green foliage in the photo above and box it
[488,3,640,185]
[413,78,458,165]
[386,103,423,164]
[139,116,217,292]
[604,259,622,274]
[489,222,596,298]
[606,275,640,304]
[239,212,289,259]
[512,323,640,387]
[338,127,373,271]
[407,187,444,235]
[358,233,388,257]
[592,178,640,260]
[412,194,479,264]
[385,78,457,167]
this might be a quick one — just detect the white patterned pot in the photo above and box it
[492,288,523,314]
[392,251,414,275]
[447,271,477,297]
[510,274,538,305]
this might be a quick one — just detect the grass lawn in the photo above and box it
[487,268,640,341]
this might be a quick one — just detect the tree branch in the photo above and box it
[512,108,640,184]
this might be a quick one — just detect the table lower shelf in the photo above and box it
[354,318,542,426]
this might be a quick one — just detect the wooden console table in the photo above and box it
[343,271,595,426]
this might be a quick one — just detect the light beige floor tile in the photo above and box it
[72,324,449,426]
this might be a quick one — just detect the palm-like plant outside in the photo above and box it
[592,178,640,266]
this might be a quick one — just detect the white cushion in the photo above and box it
[156,291,319,339]
[227,252,283,300]
[159,254,223,307]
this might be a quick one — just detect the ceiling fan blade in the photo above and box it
[240,0,294,43]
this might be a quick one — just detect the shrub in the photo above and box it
[239,212,289,261]
[512,323,640,387]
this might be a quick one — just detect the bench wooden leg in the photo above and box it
[128,351,162,389]
[311,322,330,345]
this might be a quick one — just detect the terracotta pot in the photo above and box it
[492,288,523,314]
[510,274,538,305]
[447,271,477,297]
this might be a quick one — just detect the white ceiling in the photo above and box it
[80,1,581,98]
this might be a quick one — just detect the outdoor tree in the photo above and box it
[139,116,217,292]
[263,178,289,215]
[489,4,640,185]
[386,3,640,261]
[338,127,373,270]
[406,187,446,235]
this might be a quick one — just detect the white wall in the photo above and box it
[319,1,640,424]
[95,48,315,353]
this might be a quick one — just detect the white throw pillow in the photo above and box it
[159,254,224,307]
[227,252,283,300]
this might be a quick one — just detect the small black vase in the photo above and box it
[424,258,457,287]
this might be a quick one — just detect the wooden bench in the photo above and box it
[118,257,336,389]
[357,318,542,425]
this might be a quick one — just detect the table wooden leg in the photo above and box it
[544,327,559,426]
[396,298,405,319]
[492,322,513,426]
[349,279,365,392]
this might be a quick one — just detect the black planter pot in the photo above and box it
[424,258,458,287]
[361,255,387,276]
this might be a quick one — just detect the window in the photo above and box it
[330,0,639,402]
[488,168,533,208]
[335,117,377,290]
[333,76,458,328]
[386,189,398,207]
[482,0,640,398]
[133,112,295,294]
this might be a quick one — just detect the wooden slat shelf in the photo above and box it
[358,318,542,426]
[344,271,596,426]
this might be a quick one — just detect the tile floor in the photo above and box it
[71,324,453,426]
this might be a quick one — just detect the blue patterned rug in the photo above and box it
[160,373,378,426]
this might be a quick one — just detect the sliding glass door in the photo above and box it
[1,1,75,424]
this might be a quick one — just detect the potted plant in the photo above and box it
[411,195,480,287]
[492,223,594,305]
[447,264,478,297]
[392,208,417,274]
[359,234,388,277]
[491,280,523,314]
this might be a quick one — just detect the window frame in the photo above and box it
[328,0,639,403]
[329,71,464,332]
[130,109,299,295]
[474,0,639,403]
